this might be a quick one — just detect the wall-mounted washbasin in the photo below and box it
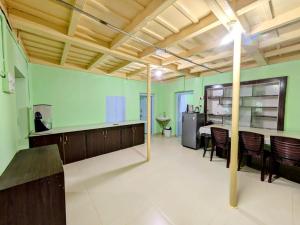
[156,116,171,135]
[156,117,171,122]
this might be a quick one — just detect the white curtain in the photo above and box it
[106,96,126,123]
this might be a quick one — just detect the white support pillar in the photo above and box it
[229,29,242,207]
[147,64,151,161]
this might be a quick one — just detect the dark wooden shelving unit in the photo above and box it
[204,77,287,130]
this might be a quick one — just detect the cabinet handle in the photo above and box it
[65,136,68,142]
[59,136,62,142]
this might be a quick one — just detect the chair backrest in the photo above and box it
[270,136,300,166]
[239,131,264,155]
[211,127,229,149]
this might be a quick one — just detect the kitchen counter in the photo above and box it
[30,120,145,137]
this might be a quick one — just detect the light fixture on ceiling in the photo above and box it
[152,68,163,78]
[220,21,244,46]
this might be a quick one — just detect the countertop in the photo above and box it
[29,120,145,137]
[0,145,63,190]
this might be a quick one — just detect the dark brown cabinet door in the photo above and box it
[121,125,134,149]
[64,131,86,164]
[29,134,64,163]
[133,123,145,145]
[86,129,105,158]
[105,127,121,153]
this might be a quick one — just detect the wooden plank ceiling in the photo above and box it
[2,0,300,81]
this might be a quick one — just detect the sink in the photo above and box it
[156,117,170,122]
[156,117,171,135]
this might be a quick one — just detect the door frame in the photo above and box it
[139,93,154,134]
[175,91,194,136]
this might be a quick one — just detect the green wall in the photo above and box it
[0,12,29,175]
[159,60,300,134]
[29,64,161,133]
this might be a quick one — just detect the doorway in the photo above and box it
[15,67,29,149]
[176,91,193,136]
[140,94,154,134]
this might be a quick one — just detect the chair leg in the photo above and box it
[203,136,208,157]
[238,151,243,171]
[246,155,252,167]
[274,162,280,179]
[210,146,215,161]
[261,153,265,181]
[226,148,230,168]
[268,158,273,183]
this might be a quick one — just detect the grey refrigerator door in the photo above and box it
[182,113,197,149]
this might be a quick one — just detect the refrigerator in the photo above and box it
[181,113,205,149]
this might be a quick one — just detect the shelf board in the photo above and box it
[244,95,279,98]
[207,114,231,117]
[207,96,222,99]
[207,94,279,99]
[218,105,278,109]
[248,106,278,109]
[252,115,278,119]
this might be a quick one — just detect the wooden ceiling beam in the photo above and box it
[260,28,300,48]
[110,0,177,49]
[141,27,164,40]
[161,0,270,65]
[193,43,300,75]
[68,0,87,36]
[173,2,198,23]
[243,40,267,66]
[29,57,133,79]
[264,43,300,58]
[108,61,131,74]
[205,0,267,66]
[181,27,300,73]
[61,0,87,65]
[190,57,253,73]
[10,14,149,64]
[61,43,71,65]
[178,49,233,70]
[155,16,179,33]
[127,67,146,77]
[11,14,185,75]
[250,5,300,35]
[87,54,108,70]
[140,13,220,57]
[89,0,130,24]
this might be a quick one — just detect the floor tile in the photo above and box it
[64,136,300,225]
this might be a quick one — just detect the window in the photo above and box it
[106,96,126,123]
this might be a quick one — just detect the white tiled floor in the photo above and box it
[64,136,300,225]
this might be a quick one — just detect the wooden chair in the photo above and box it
[238,131,268,181]
[202,133,212,157]
[269,136,300,183]
[202,121,214,158]
[210,127,230,168]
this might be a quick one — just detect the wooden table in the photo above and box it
[199,124,300,145]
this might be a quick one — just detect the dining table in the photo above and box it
[199,124,300,145]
